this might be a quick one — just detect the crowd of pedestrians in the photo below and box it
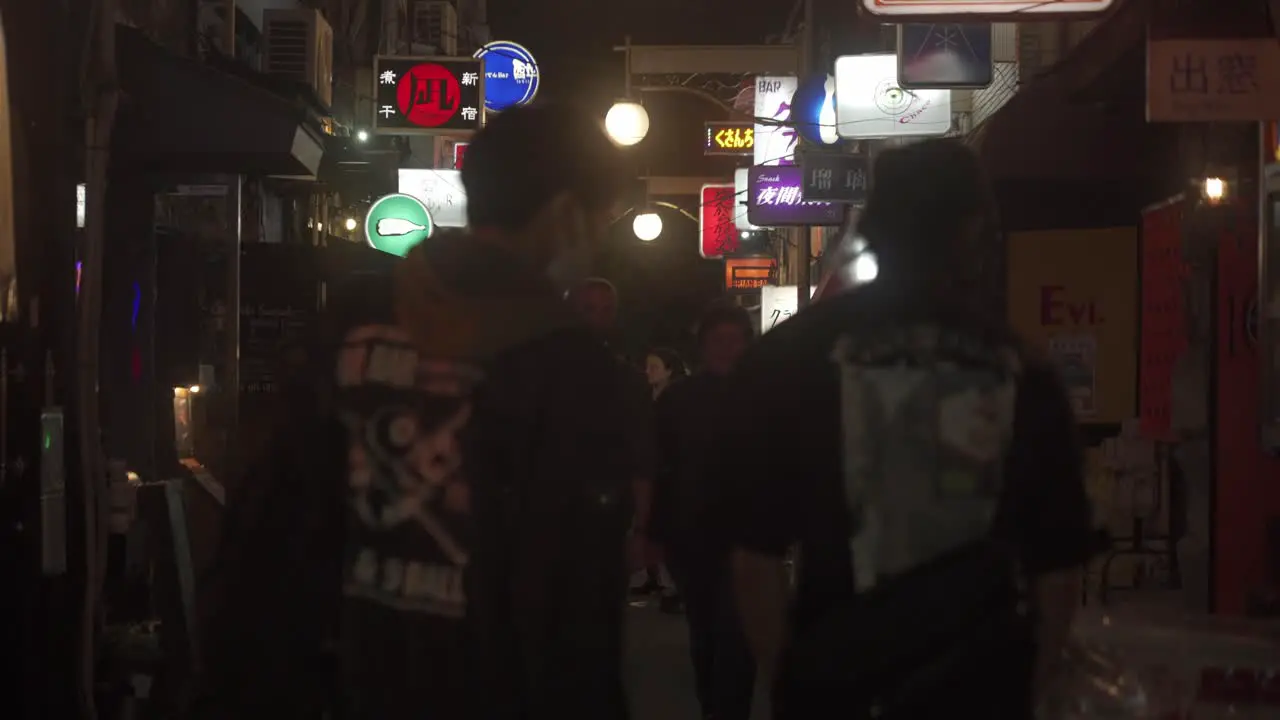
[194,102,1099,720]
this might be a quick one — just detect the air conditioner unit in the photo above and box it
[263,8,334,109]
[413,1,458,56]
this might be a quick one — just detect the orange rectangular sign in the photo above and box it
[725,257,774,291]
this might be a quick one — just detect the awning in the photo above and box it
[113,25,324,177]
[970,0,1150,183]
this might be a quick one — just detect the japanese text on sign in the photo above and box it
[700,184,739,259]
[374,57,485,134]
[1147,39,1280,122]
[705,122,754,155]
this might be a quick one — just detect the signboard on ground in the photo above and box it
[1147,39,1280,122]
[373,56,485,135]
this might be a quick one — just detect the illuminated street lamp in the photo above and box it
[633,211,663,241]
[1202,176,1227,204]
[605,100,650,146]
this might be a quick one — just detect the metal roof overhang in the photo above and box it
[113,25,324,178]
[968,0,1150,182]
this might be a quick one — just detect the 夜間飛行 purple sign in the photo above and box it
[747,165,845,227]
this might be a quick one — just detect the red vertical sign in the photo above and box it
[1139,198,1187,440]
[700,184,739,259]
[1214,202,1280,614]
[453,142,468,169]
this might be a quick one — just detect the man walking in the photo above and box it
[196,103,638,720]
[723,140,1100,718]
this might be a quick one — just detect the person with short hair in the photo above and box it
[197,103,638,720]
[722,139,1100,718]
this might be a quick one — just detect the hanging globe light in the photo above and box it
[605,100,650,146]
[632,212,662,241]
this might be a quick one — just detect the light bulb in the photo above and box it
[605,100,650,147]
[633,212,662,241]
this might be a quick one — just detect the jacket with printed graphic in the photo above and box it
[195,234,635,720]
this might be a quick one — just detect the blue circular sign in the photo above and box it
[474,41,540,113]
[791,74,838,146]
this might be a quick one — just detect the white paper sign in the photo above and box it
[760,285,816,333]
[754,75,799,166]
[1147,39,1280,122]
[732,168,762,231]
[834,54,951,139]
[398,169,468,228]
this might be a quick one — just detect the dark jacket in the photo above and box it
[196,237,634,720]
[652,372,736,558]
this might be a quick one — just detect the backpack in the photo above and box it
[776,324,1035,719]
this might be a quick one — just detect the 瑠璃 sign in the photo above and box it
[374,56,485,135]
[863,0,1112,17]
[705,122,754,156]
[747,166,844,227]
[474,41,539,113]
[800,152,869,203]
[398,169,468,228]
[365,194,434,257]
[1147,39,1280,122]
[754,76,798,166]
[725,257,774,291]
[700,184,739,258]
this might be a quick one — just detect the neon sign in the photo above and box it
[705,122,754,156]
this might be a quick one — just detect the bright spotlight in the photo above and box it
[605,100,650,146]
[852,253,879,283]
[344,217,358,231]
[355,129,370,142]
[633,212,663,241]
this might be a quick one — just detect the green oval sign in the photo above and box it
[365,193,434,257]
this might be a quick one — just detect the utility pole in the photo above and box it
[795,0,815,312]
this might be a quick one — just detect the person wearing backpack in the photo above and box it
[195,104,637,720]
[720,140,1102,718]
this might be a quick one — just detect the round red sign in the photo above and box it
[395,63,462,128]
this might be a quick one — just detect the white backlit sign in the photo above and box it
[754,75,798,167]
[834,54,951,139]
[733,168,762,232]
[760,285,816,334]
[398,169,468,228]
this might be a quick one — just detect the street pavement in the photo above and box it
[625,595,703,720]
